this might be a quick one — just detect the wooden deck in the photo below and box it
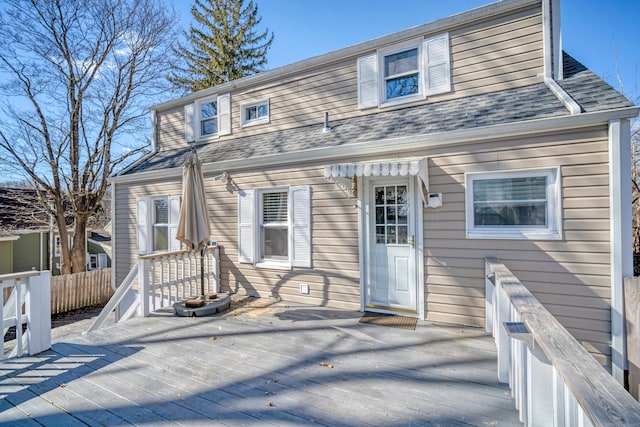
[0,298,521,426]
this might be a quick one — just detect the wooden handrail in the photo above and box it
[486,257,640,426]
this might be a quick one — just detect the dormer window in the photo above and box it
[357,33,451,109]
[241,99,269,127]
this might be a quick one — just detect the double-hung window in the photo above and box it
[238,186,311,269]
[152,197,170,252]
[199,99,218,137]
[465,167,561,240]
[241,99,269,127]
[259,190,289,261]
[383,47,420,100]
[357,33,451,109]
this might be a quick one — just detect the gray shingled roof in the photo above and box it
[124,54,635,176]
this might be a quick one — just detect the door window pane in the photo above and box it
[374,184,410,245]
[398,226,408,244]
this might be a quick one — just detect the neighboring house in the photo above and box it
[0,187,111,274]
[110,0,638,381]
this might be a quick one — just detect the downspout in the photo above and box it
[542,0,581,115]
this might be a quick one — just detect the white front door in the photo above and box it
[365,178,417,313]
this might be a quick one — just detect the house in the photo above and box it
[0,187,111,274]
[110,0,638,383]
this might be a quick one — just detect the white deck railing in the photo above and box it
[1,271,51,359]
[138,246,219,316]
[485,257,640,427]
[88,246,220,332]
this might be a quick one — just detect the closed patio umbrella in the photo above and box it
[176,147,211,298]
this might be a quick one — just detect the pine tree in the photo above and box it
[170,0,274,92]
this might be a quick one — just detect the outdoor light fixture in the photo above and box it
[214,172,229,184]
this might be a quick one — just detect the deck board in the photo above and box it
[0,298,521,426]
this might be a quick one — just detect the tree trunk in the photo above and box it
[71,214,89,273]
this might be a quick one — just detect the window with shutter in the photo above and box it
[237,186,311,269]
[137,195,182,254]
[356,33,451,108]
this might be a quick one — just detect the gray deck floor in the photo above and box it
[1,298,521,426]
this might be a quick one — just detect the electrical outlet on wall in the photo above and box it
[300,283,309,294]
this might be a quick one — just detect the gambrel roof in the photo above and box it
[123,53,634,176]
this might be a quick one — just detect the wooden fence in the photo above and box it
[51,268,113,315]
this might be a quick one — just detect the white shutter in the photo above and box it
[136,197,150,255]
[184,103,195,142]
[168,195,181,251]
[290,185,311,268]
[357,53,379,109]
[238,189,254,263]
[424,33,451,96]
[218,93,231,136]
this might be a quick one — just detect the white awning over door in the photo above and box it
[324,158,430,206]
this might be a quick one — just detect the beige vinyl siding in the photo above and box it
[114,166,361,311]
[113,179,182,281]
[423,126,612,365]
[155,5,543,152]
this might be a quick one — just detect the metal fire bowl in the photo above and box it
[173,293,231,317]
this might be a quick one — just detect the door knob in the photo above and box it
[410,235,415,248]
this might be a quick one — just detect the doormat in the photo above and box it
[359,312,417,330]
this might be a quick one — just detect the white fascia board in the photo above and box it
[110,105,640,185]
[149,0,540,113]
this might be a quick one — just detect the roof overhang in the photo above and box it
[110,105,640,185]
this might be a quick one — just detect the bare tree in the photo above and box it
[0,0,176,274]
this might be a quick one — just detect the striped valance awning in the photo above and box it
[324,158,430,206]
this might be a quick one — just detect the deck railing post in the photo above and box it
[496,275,510,383]
[213,247,219,293]
[25,271,51,355]
[139,258,150,317]
[526,344,553,427]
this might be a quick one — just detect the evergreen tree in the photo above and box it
[170,0,274,92]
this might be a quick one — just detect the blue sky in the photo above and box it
[175,0,639,102]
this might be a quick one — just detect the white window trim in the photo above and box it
[465,167,562,240]
[378,38,425,107]
[195,95,219,141]
[255,187,291,270]
[88,254,98,270]
[240,99,270,128]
